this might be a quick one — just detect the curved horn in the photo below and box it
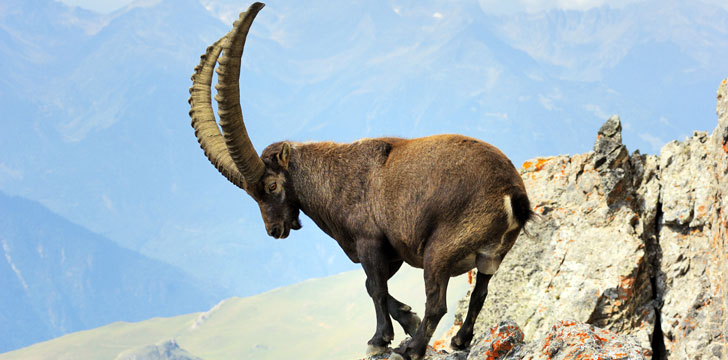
[215,2,266,185]
[188,39,248,190]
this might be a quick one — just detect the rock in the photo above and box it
[364,320,647,360]
[503,320,649,360]
[114,339,201,360]
[656,79,728,359]
[465,320,523,360]
[362,340,467,360]
[594,115,630,172]
[465,120,657,350]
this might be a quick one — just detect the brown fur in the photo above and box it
[252,134,533,359]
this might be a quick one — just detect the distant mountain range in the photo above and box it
[0,192,221,353]
[0,263,470,360]
[0,0,357,299]
[1,0,726,350]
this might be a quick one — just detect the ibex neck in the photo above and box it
[287,140,385,245]
[288,142,352,227]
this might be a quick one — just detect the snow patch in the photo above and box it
[2,238,29,291]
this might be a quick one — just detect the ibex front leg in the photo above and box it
[385,261,422,337]
[357,239,395,356]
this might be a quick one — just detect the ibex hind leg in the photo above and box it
[395,255,451,360]
[450,271,492,350]
[452,228,520,350]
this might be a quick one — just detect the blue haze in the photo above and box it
[0,0,727,349]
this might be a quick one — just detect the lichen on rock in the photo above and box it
[467,115,658,351]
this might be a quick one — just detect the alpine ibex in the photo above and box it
[188,3,534,359]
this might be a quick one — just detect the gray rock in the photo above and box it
[114,339,201,360]
[656,79,728,359]
[365,320,648,360]
[363,338,468,360]
[466,320,524,360]
[594,115,630,172]
[464,121,657,351]
[502,320,649,360]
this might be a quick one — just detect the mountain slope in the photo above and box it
[0,192,221,353]
[0,266,470,360]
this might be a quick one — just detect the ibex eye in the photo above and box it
[268,183,277,192]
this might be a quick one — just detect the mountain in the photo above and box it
[0,265,471,360]
[0,192,221,353]
[0,0,357,297]
[1,0,726,300]
[6,78,727,359]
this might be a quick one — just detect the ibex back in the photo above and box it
[188,3,535,360]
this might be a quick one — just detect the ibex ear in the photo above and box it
[277,142,291,169]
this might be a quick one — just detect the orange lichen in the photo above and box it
[431,339,446,351]
[482,327,520,360]
[523,158,553,171]
[535,158,550,171]
[426,345,445,355]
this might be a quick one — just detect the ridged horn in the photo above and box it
[188,39,248,190]
[215,2,266,185]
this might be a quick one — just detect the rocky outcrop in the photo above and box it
[367,320,647,360]
[114,339,201,360]
[656,79,728,358]
[472,320,648,360]
[461,113,659,353]
[439,78,728,360]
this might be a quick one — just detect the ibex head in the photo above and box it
[188,2,301,239]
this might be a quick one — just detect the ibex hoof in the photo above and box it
[366,344,388,356]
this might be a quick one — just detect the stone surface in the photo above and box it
[656,78,728,359]
[364,320,647,360]
[464,126,658,350]
[114,339,201,360]
[504,320,649,360]
[466,321,524,360]
[363,340,467,360]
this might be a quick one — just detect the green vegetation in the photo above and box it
[1,267,469,360]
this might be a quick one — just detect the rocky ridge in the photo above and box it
[367,78,728,360]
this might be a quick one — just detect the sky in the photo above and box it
[58,0,133,13]
[58,0,728,15]
[9,0,728,297]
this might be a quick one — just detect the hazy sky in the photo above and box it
[58,0,136,13]
[58,0,728,14]
[15,0,727,299]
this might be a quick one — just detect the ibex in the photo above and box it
[188,3,534,359]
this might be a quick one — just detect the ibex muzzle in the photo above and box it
[188,3,535,359]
